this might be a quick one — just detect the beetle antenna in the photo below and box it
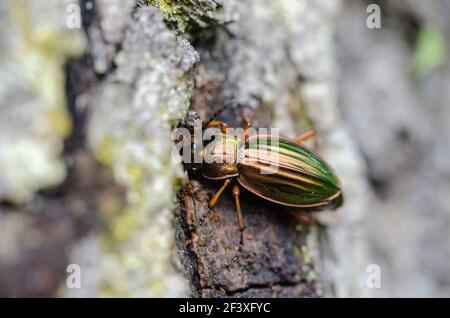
[195,207,212,229]
[225,231,243,268]
[203,93,262,129]
[203,99,238,129]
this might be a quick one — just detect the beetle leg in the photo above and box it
[242,114,252,129]
[206,120,229,134]
[288,208,315,225]
[296,211,314,225]
[296,129,316,142]
[226,184,245,267]
[209,179,232,208]
[196,179,231,228]
[242,114,252,143]
[296,129,318,150]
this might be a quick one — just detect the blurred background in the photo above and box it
[336,0,450,297]
[0,0,449,297]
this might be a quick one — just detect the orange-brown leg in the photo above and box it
[296,129,316,143]
[206,120,229,134]
[226,184,246,267]
[296,129,318,150]
[242,114,253,143]
[287,208,315,225]
[196,179,232,228]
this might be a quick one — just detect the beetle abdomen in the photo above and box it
[237,134,342,208]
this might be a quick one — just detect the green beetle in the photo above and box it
[183,113,343,266]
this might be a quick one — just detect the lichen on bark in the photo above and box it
[0,0,372,298]
[148,0,223,33]
[67,7,200,297]
[0,0,85,203]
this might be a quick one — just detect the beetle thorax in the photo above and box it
[201,134,240,180]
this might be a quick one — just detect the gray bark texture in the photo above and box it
[2,0,450,298]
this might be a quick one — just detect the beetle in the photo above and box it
[181,111,343,266]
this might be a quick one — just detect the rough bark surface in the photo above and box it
[3,0,450,298]
[0,0,366,298]
[175,180,318,297]
[170,0,344,297]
